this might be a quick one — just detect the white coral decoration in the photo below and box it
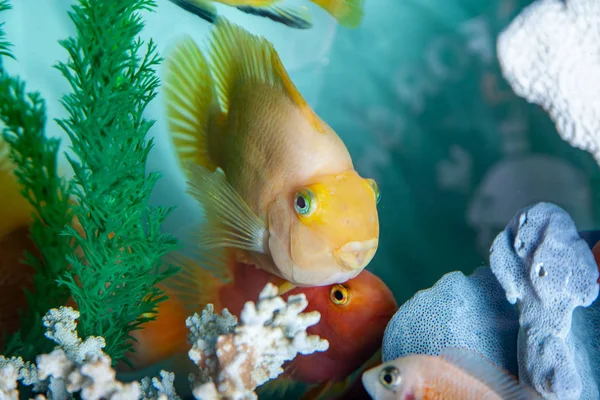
[497,0,600,164]
[0,307,176,400]
[190,283,329,400]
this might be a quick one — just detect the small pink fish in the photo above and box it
[361,347,543,400]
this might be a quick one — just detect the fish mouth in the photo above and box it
[334,238,378,271]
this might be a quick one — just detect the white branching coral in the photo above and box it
[497,0,600,164]
[189,283,330,400]
[0,285,329,400]
[0,307,148,400]
[140,371,181,400]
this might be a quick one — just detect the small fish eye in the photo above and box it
[379,365,401,389]
[367,178,380,204]
[330,284,350,305]
[294,189,316,216]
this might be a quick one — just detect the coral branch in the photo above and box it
[188,283,329,400]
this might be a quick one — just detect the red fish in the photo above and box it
[122,250,398,397]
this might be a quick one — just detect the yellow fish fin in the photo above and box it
[207,17,326,132]
[163,33,219,176]
[162,250,232,314]
[310,0,364,28]
[167,0,218,23]
[439,347,544,400]
[234,4,313,29]
[277,280,297,295]
[186,164,268,253]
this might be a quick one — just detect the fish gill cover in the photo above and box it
[0,0,179,365]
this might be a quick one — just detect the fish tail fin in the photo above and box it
[207,17,325,132]
[167,0,218,23]
[124,250,232,370]
[440,347,545,400]
[163,33,220,176]
[310,0,364,28]
[235,4,313,29]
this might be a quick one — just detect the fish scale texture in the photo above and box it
[381,266,520,375]
[490,202,599,400]
[383,202,600,400]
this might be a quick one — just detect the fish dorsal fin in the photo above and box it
[206,17,326,133]
[163,33,218,174]
[440,347,542,400]
[167,0,217,24]
[163,250,231,314]
[186,163,268,254]
[235,4,313,30]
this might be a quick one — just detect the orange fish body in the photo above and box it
[163,19,381,289]
[124,251,397,394]
[361,349,544,400]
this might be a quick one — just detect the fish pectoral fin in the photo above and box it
[187,163,268,254]
[163,30,218,177]
[167,0,217,23]
[439,347,544,400]
[277,280,297,295]
[235,4,312,29]
[207,17,325,132]
[312,0,364,28]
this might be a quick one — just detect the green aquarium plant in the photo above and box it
[0,0,179,366]
[54,0,179,365]
[0,0,76,361]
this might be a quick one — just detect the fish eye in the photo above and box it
[367,178,380,204]
[379,365,401,390]
[294,189,316,216]
[330,284,350,305]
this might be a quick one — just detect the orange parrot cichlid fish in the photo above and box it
[167,0,364,30]
[163,18,381,289]
[361,348,544,400]
[122,250,398,398]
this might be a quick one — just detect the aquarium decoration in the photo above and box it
[0,283,327,400]
[0,0,77,360]
[490,202,599,399]
[0,0,180,366]
[497,0,600,166]
[381,202,600,400]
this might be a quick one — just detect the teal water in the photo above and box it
[3,0,600,398]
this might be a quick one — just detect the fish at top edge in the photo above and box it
[162,17,381,289]
[120,250,398,398]
[361,348,545,400]
[166,0,365,30]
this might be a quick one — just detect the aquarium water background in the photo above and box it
[3,0,600,312]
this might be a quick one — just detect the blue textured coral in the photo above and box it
[382,202,600,400]
[382,266,520,373]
